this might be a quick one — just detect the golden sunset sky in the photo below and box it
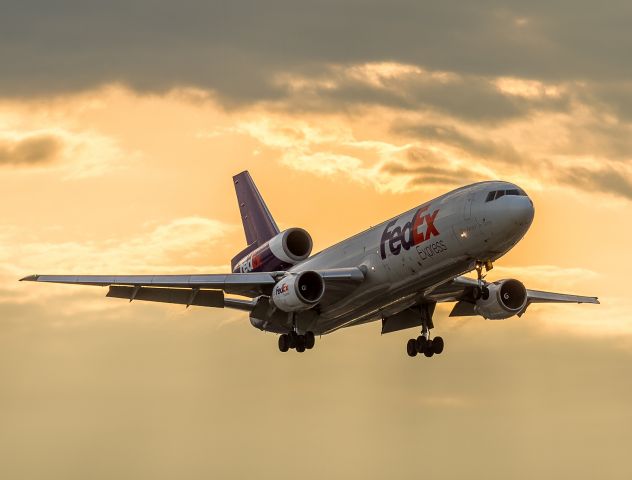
[1,2,631,479]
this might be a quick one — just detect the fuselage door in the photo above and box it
[463,195,473,220]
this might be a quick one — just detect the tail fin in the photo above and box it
[231,171,280,268]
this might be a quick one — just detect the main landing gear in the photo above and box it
[406,336,444,358]
[405,302,443,358]
[278,331,315,353]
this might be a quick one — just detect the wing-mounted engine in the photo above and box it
[233,228,313,273]
[475,279,528,320]
[271,271,325,313]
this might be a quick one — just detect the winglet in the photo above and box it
[20,275,39,282]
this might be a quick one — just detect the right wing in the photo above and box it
[20,273,277,295]
[20,272,278,311]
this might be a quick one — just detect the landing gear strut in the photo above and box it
[278,331,316,353]
[406,302,444,358]
[473,260,493,300]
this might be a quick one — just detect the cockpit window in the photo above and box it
[486,189,527,202]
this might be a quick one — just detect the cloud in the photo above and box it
[558,165,632,201]
[0,123,133,178]
[1,0,632,104]
[380,148,490,187]
[271,63,573,123]
[0,217,237,312]
[391,123,525,165]
[0,134,61,166]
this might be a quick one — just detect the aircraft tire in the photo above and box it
[305,332,315,349]
[278,334,290,352]
[415,336,428,353]
[296,338,306,353]
[423,340,435,357]
[433,336,444,354]
[406,339,418,357]
[288,332,297,349]
[473,286,482,300]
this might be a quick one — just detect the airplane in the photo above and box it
[21,171,599,357]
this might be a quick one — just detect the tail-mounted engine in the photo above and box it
[233,228,313,273]
[271,271,325,313]
[475,279,528,320]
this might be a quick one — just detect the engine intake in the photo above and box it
[233,228,313,273]
[475,279,528,320]
[271,271,325,313]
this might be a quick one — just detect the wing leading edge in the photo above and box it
[20,273,277,291]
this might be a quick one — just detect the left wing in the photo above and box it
[524,289,600,304]
[424,275,599,317]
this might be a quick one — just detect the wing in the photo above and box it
[524,289,600,304]
[424,276,599,317]
[20,267,365,312]
[20,273,277,295]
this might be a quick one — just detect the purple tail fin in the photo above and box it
[231,171,280,269]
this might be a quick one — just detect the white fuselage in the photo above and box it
[291,181,535,334]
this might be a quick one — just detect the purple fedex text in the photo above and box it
[380,206,440,259]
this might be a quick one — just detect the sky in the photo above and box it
[1,2,631,479]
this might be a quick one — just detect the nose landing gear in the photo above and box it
[473,260,494,300]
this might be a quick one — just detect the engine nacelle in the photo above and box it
[271,271,325,313]
[233,228,313,273]
[475,279,528,320]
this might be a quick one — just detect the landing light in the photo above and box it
[460,232,468,238]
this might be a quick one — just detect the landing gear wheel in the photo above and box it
[432,336,444,355]
[278,334,290,352]
[423,339,435,357]
[415,336,428,353]
[406,339,418,357]
[288,332,297,349]
[473,286,482,301]
[304,332,315,350]
[296,336,306,353]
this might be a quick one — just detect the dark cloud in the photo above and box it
[381,144,632,202]
[309,75,532,123]
[393,123,526,163]
[559,166,632,200]
[382,148,484,187]
[1,0,632,107]
[0,135,61,166]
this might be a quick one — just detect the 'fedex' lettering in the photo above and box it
[238,252,263,273]
[380,206,440,259]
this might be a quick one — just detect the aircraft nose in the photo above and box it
[511,195,535,228]
[482,187,535,238]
